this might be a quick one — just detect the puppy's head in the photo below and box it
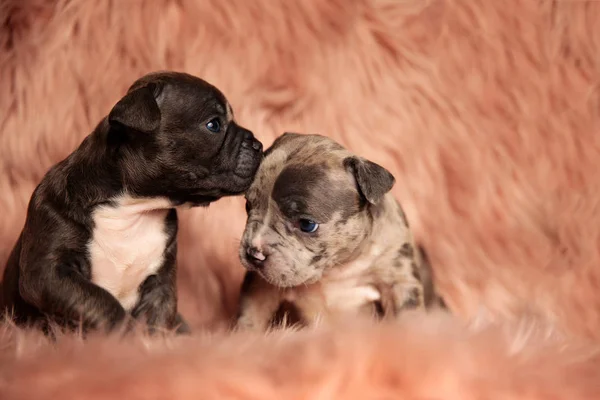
[106,71,263,205]
[240,133,395,288]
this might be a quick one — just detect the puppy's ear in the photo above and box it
[344,156,395,205]
[108,83,161,133]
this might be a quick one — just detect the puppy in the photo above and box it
[235,133,444,331]
[1,71,263,334]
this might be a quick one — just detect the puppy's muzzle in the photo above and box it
[235,130,263,178]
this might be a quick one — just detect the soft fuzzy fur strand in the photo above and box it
[1,0,600,398]
[2,314,600,400]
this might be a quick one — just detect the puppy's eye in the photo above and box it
[298,219,319,233]
[206,118,221,133]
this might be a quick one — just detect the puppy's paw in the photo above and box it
[392,283,426,314]
[173,313,191,335]
[376,281,426,319]
[233,315,257,331]
[131,299,176,335]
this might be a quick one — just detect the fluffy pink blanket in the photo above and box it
[1,0,600,398]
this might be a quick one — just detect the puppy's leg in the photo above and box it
[19,262,127,332]
[416,245,448,310]
[235,271,282,332]
[173,313,191,334]
[375,246,427,318]
[130,264,179,334]
[375,279,425,320]
[289,291,328,328]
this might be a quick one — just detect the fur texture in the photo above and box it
[2,0,600,397]
[2,314,600,399]
[236,133,434,331]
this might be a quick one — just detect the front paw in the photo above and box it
[234,311,267,332]
[392,283,425,315]
[130,296,176,334]
[173,313,191,335]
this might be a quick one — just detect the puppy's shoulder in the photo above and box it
[21,161,92,254]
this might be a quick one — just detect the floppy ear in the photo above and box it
[108,82,161,133]
[344,156,395,205]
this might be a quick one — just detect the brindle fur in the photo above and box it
[235,133,446,331]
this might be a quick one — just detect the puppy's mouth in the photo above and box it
[240,246,320,288]
[258,268,320,289]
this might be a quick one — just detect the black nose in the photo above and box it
[241,129,263,152]
[252,140,262,151]
[246,246,267,267]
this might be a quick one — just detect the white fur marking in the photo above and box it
[318,248,384,310]
[252,207,273,251]
[322,282,381,311]
[88,195,172,310]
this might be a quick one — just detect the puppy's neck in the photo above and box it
[108,195,174,215]
[91,194,175,242]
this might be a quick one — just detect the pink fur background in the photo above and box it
[2,0,600,398]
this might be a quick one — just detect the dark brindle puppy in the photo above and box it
[235,133,444,331]
[1,71,263,334]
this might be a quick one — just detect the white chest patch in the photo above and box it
[285,253,382,317]
[88,195,172,310]
[319,257,381,312]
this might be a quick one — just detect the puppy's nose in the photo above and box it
[252,140,262,151]
[241,130,263,152]
[246,246,267,267]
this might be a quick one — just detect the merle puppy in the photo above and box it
[236,133,444,331]
[1,71,263,334]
